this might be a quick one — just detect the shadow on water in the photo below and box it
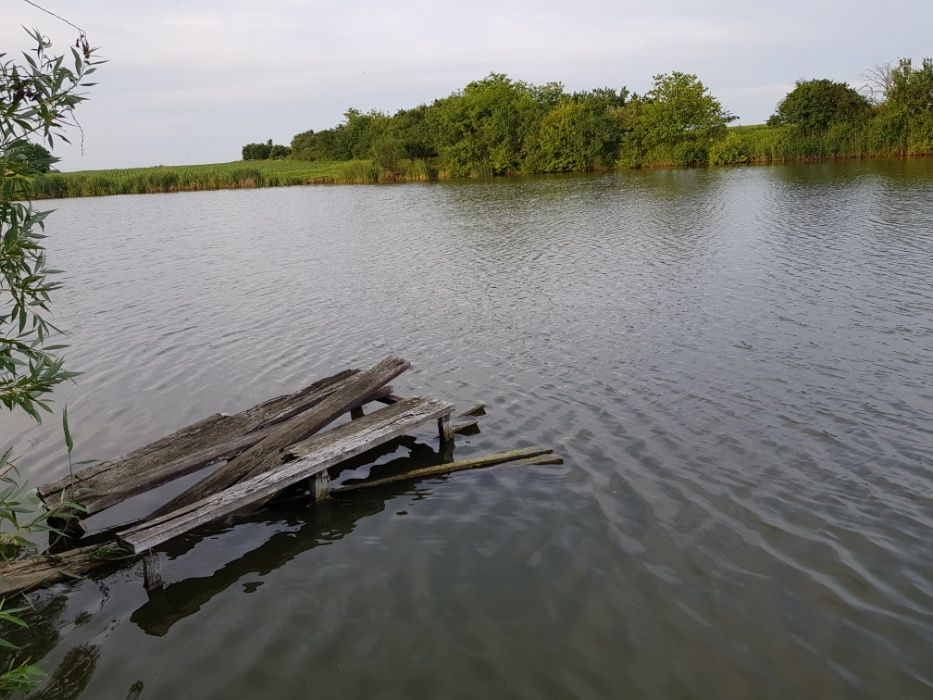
[129,436,454,638]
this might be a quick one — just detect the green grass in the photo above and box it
[29,121,933,200]
[30,159,354,199]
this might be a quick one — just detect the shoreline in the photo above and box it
[30,152,932,201]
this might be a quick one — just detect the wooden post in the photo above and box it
[312,470,331,502]
[438,415,454,444]
[350,406,365,420]
[142,553,163,591]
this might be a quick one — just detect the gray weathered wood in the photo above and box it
[332,446,558,493]
[142,553,163,590]
[452,418,480,434]
[120,397,453,553]
[153,357,411,516]
[459,402,486,417]
[312,471,331,501]
[37,368,361,517]
[438,415,454,443]
[0,544,129,596]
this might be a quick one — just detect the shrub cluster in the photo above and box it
[241,139,291,160]
[281,59,933,174]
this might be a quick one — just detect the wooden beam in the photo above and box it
[0,544,129,596]
[151,357,410,517]
[142,553,163,591]
[451,418,480,434]
[332,446,559,493]
[438,415,454,443]
[459,402,486,417]
[36,368,361,518]
[119,397,453,554]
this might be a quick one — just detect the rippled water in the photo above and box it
[3,160,932,699]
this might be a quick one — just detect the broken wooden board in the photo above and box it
[36,368,361,518]
[152,356,411,516]
[119,396,453,553]
[332,446,560,494]
[0,544,129,596]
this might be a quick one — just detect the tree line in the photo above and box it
[266,60,925,175]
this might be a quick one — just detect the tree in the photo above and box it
[526,96,623,172]
[2,26,99,692]
[7,141,54,173]
[768,79,871,131]
[241,139,289,160]
[886,58,933,116]
[430,73,544,176]
[862,62,895,103]
[639,72,734,145]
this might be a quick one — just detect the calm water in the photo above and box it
[2,161,932,699]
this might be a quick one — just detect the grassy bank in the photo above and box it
[30,159,354,198]
[29,124,932,200]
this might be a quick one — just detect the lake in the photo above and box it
[3,160,932,698]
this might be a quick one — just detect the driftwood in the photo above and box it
[36,368,361,518]
[458,402,487,417]
[0,544,128,596]
[332,446,561,494]
[119,397,453,553]
[153,356,411,516]
[3,357,563,598]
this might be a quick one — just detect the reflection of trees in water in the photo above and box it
[0,594,100,700]
[27,645,99,700]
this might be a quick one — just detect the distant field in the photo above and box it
[31,159,364,199]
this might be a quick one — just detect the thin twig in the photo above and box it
[20,0,85,34]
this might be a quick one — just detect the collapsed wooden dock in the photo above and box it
[1,357,561,595]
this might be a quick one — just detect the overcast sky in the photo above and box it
[4,0,932,170]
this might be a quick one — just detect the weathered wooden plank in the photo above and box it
[452,418,480,434]
[438,415,454,443]
[332,446,558,493]
[459,402,486,417]
[0,544,128,596]
[142,553,163,591]
[380,394,485,420]
[120,397,453,553]
[152,357,411,516]
[37,368,361,516]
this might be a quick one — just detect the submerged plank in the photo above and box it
[0,544,129,596]
[153,356,411,516]
[332,446,558,493]
[120,397,453,553]
[37,368,360,517]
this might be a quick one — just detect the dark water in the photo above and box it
[3,161,932,699]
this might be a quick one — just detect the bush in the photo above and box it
[709,133,750,164]
[769,79,871,132]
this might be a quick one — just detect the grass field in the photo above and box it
[30,159,371,199]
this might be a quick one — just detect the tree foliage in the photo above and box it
[768,79,871,131]
[1,26,100,692]
[886,58,933,116]
[242,139,290,160]
[263,60,931,174]
[639,72,734,145]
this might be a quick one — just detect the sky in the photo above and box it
[4,0,932,170]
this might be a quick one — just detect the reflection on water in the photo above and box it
[1,160,932,699]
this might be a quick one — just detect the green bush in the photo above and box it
[709,133,750,164]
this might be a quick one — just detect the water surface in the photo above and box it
[3,160,932,699]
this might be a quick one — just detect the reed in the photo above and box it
[29,160,353,199]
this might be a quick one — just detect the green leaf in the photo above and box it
[62,405,74,453]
